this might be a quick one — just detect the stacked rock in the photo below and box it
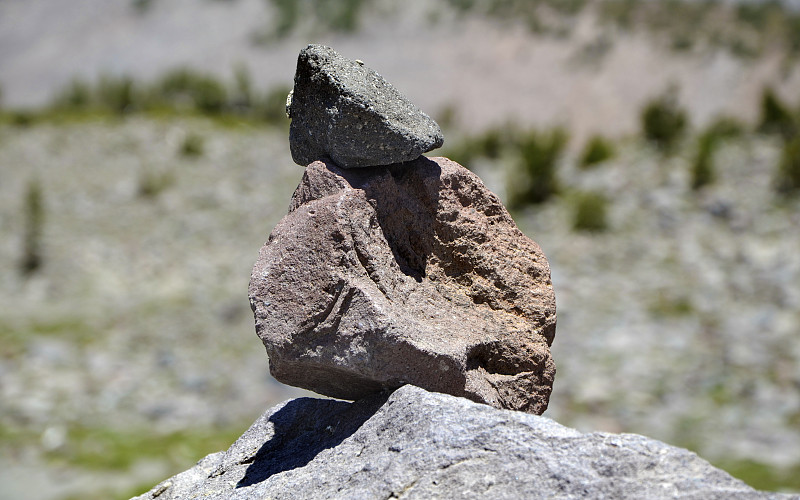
[249,45,557,414]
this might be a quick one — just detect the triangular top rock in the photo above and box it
[288,44,444,169]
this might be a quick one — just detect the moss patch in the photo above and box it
[46,424,246,472]
[0,318,102,357]
[713,459,800,493]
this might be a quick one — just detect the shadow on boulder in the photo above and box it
[236,391,389,488]
[335,156,442,282]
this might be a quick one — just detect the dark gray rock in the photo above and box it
[133,385,794,500]
[288,44,444,168]
[249,156,556,414]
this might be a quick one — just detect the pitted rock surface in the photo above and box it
[249,156,556,414]
[288,44,444,169]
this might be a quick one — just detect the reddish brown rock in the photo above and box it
[249,156,556,414]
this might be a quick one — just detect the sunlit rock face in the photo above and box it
[249,156,556,414]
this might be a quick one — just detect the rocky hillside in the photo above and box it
[2,0,800,142]
[1,112,798,499]
[1,1,799,499]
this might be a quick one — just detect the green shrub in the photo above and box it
[46,425,246,472]
[572,191,608,232]
[599,0,644,30]
[131,0,154,14]
[232,63,253,110]
[180,133,204,158]
[507,128,567,208]
[447,0,477,13]
[20,179,44,276]
[268,0,301,38]
[670,32,694,52]
[691,131,717,190]
[641,90,688,153]
[775,136,800,195]
[156,68,227,114]
[579,135,615,168]
[706,115,745,139]
[54,79,92,110]
[443,140,479,169]
[263,0,366,39]
[443,0,585,34]
[319,0,366,32]
[37,67,300,122]
[689,117,744,191]
[734,0,800,56]
[138,167,174,199]
[758,87,796,139]
[715,459,800,493]
[789,13,800,54]
[435,103,458,130]
[477,127,504,159]
[648,291,694,317]
[444,125,517,168]
[735,2,776,31]
[97,74,136,114]
[9,111,34,127]
[256,85,292,125]
[188,80,225,115]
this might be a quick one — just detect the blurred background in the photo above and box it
[1,0,799,498]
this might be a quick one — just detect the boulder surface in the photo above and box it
[249,156,556,414]
[288,44,444,168]
[133,385,793,500]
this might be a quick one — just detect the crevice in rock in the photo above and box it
[353,231,392,298]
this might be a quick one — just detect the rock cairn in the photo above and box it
[136,46,789,500]
[249,44,556,414]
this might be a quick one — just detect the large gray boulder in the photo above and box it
[288,44,444,168]
[133,385,793,500]
[249,156,556,414]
